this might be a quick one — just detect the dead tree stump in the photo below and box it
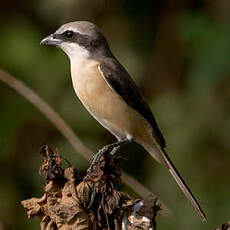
[21,145,161,230]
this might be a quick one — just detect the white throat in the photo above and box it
[59,42,90,64]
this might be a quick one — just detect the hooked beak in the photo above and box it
[40,34,62,46]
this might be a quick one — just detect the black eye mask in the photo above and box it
[53,30,110,53]
[54,31,96,50]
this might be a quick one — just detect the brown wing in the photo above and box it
[98,58,166,148]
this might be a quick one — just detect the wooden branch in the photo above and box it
[21,145,161,230]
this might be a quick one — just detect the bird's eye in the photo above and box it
[64,30,74,38]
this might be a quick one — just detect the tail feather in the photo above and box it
[143,143,206,221]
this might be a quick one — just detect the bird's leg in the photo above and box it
[90,139,132,169]
[102,138,132,156]
[101,139,133,158]
[110,146,120,156]
[109,139,132,155]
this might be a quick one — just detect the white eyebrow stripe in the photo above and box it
[57,26,88,36]
[66,27,80,34]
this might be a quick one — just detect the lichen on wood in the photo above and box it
[21,145,160,230]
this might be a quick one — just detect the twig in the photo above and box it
[0,69,92,160]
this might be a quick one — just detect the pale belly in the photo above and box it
[70,59,152,142]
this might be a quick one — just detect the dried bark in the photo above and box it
[21,145,160,230]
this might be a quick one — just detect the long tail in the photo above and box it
[143,143,206,221]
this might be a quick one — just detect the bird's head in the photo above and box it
[40,21,111,61]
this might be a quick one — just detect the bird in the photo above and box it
[40,21,206,221]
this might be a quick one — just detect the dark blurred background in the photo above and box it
[0,0,230,229]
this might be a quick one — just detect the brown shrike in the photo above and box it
[41,21,206,221]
